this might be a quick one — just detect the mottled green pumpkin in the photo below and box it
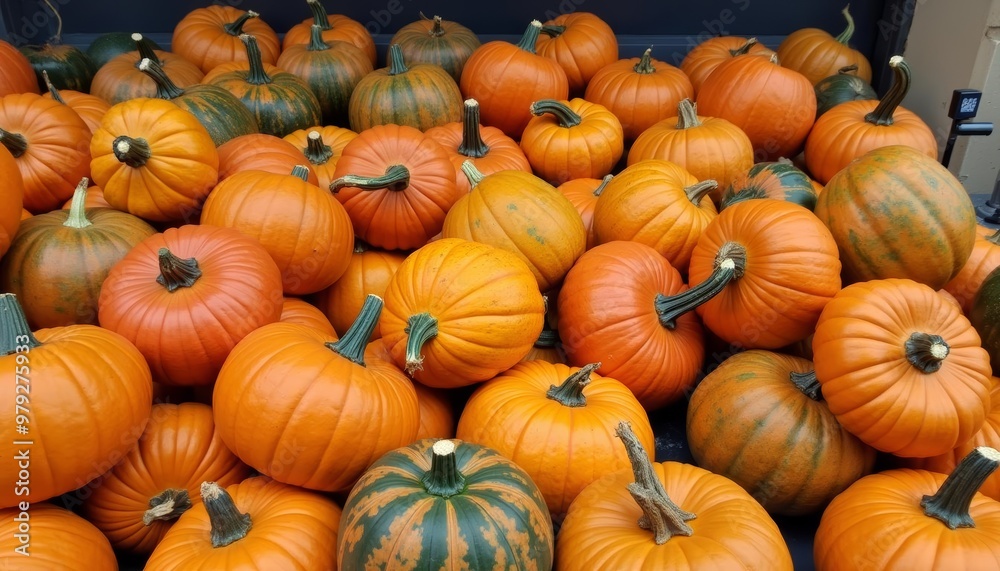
[20,42,97,93]
[971,266,1000,375]
[86,32,162,69]
[721,159,817,211]
[814,64,878,119]
[338,438,554,570]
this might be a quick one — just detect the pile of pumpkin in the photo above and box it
[1,2,999,569]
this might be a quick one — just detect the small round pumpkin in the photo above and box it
[283,127,358,191]
[814,64,878,118]
[719,159,817,211]
[282,0,376,65]
[171,5,281,74]
[680,36,775,96]
[776,5,873,85]
[533,12,618,96]
[89,33,204,105]
[389,14,482,84]
[520,98,624,185]
[0,39,40,96]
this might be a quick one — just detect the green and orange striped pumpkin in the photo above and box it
[338,438,554,569]
[720,159,817,211]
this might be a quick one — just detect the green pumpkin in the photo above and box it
[21,42,97,93]
[86,32,162,69]
[971,265,1000,375]
[720,159,817,211]
[815,64,878,118]
[338,438,554,570]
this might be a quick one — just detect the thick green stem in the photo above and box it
[304,131,334,164]
[156,248,202,292]
[138,58,185,99]
[307,0,332,30]
[540,24,566,37]
[327,294,383,365]
[633,47,655,74]
[534,326,560,348]
[515,20,543,53]
[729,37,758,57]
[616,421,695,544]
[0,128,27,158]
[905,332,950,373]
[0,294,42,354]
[307,24,329,52]
[865,56,908,126]
[593,174,613,197]
[790,370,823,401]
[142,489,192,525]
[546,363,600,407]
[239,34,272,85]
[654,242,747,329]
[921,446,1000,529]
[330,164,411,193]
[63,178,93,229]
[421,439,467,497]
[224,10,259,36]
[290,165,310,181]
[460,160,485,188]
[676,99,701,129]
[386,44,408,75]
[835,5,857,44]
[685,180,718,204]
[113,136,151,168]
[530,99,582,128]
[403,312,438,374]
[457,99,491,158]
[131,33,163,66]
[41,70,64,103]
[201,482,252,548]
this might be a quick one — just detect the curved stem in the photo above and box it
[291,165,310,181]
[515,20,543,53]
[239,34,272,85]
[429,15,445,37]
[865,56,908,126]
[63,178,92,229]
[593,174,613,197]
[403,312,438,374]
[42,70,64,103]
[330,164,411,193]
[307,24,329,52]
[685,180,718,204]
[0,128,28,158]
[326,294,383,365]
[156,248,202,292]
[421,439,466,497]
[113,136,151,168]
[729,37,758,57]
[224,10,259,36]
[654,242,747,329]
[142,489,192,525]
[540,24,566,37]
[616,421,695,543]
[387,44,408,75]
[633,47,655,74]
[200,482,252,548]
[132,33,163,67]
[905,332,950,373]
[921,446,1000,529]
[675,99,701,129]
[139,57,185,99]
[304,130,334,164]
[41,0,62,44]
[790,370,823,401]
[307,0,332,30]
[460,160,485,188]
[835,5,856,44]
[546,363,600,407]
[530,99,582,128]
[838,64,859,75]
[0,294,42,354]
[457,99,490,158]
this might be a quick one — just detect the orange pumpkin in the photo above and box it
[558,174,613,250]
[0,504,117,569]
[0,39,39,96]
[217,133,320,184]
[283,127,358,191]
[945,229,1000,314]
[40,70,110,136]
[520,98,624,185]
[89,33,204,105]
[680,36,775,96]
[282,0,376,65]
[776,6,873,85]
[533,12,618,96]
[279,297,336,335]
[0,146,24,258]
[171,5,281,74]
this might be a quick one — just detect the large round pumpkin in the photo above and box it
[0,146,24,259]
[89,33,205,105]
[680,36,775,96]
[533,12,618,96]
[519,98,624,185]
[282,0,376,65]
[0,503,117,569]
[171,5,281,74]
[0,39,40,96]
[389,14,481,83]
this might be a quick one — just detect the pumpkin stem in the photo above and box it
[132,33,163,67]
[838,64,859,75]
[307,0,333,30]
[290,165,311,181]
[676,99,702,129]
[986,228,1000,245]
[515,20,543,54]
[0,294,42,354]
[460,160,486,188]
[304,131,334,164]
[530,99,582,128]
[540,24,566,37]
[403,312,438,374]
[113,135,151,168]
[429,15,446,37]
[201,482,252,548]
[0,128,28,158]
[327,294,381,365]
[790,370,823,401]
[224,10,259,36]
[905,332,950,373]
[654,241,747,329]
[142,488,192,525]
[921,446,1000,529]
[835,5,857,44]
[729,37,758,57]
[457,99,491,158]
[156,248,202,292]
[534,324,560,348]
[387,44,409,75]
[63,178,93,229]
[239,34,272,85]
[139,58,185,100]
[421,439,467,497]
[330,164,411,193]
[684,180,718,204]
[353,239,370,254]
[593,174,613,197]
[633,48,656,74]
[546,362,600,407]
[616,421,696,543]
[41,70,65,103]
[865,55,909,126]
[307,24,329,52]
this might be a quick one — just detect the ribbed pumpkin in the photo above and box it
[805,56,938,184]
[89,33,204,105]
[349,44,463,132]
[585,47,695,141]
[283,127,358,191]
[521,323,568,364]
[171,6,281,73]
[276,24,374,126]
[40,70,110,136]
[593,159,718,273]
[330,123,461,250]
[389,14,481,83]
[457,361,655,522]
[680,36,775,96]
[0,92,91,214]
[814,145,976,289]
[19,23,97,94]
[558,174,613,250]
[944,228,1000,314]
[534,12,618,96]
[81,402,251,554]
[86,31,162,69]
[687,350,876,515]
[200,165,355,295]
[97,224,285,386]
[520,98,624,185]
[813,278,993,458]
[776,5,873,85]
[0,504,117,569]
[0,39,40,96]
[338,438,554,570]
[0,146,24,259]
[557,241,705,410]
[217,133,319,184]
[0,179,156,328]
[0,293,153,508]
[207,34,322,138]
[814,64,878,118]
[212,295,420,492]
[279,297,336,335]
[460,20,569,139]
[972,266,1000,374]
[441,162,586,292]
[720,159,817,211]
[380,239,546,388]
[282,0,376,65]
